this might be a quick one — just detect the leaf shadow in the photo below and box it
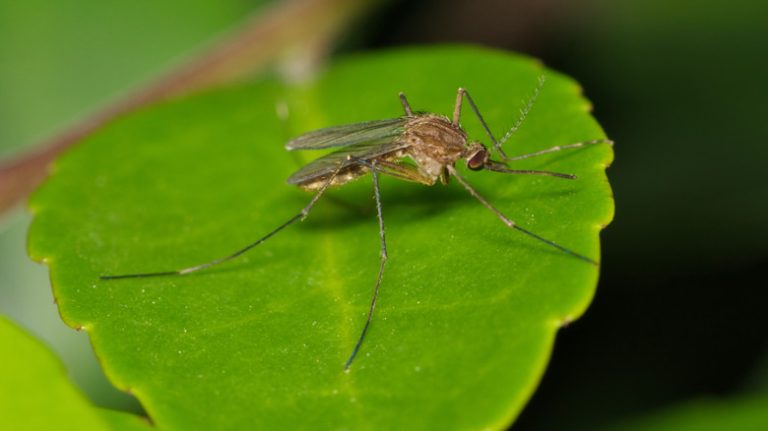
[291,177,581,231]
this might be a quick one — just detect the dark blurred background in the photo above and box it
[1,0,767,429]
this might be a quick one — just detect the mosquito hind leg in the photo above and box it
[100,161,351,280]
[344,160,389,370]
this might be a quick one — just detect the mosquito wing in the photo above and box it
[285,118,406,151]
[286,138,409,186]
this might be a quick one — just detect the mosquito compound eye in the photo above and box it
[467,151,486,171]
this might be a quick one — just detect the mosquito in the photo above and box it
[101,76,612,370]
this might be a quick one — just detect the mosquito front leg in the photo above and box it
[100,161,350,280]
[446,165,598,266]
[452,87,502,153]
[344,159,389,370]
[504,138,614,161]
[452,88,463,125]
[454,77,547,160]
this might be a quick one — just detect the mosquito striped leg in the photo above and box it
[446,165,599,266]
[345,160,388,370]
[100,162,349,280]
[503,138,614,161]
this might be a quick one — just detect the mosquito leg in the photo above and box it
[399,92,414,116]
[504,138,614,161]
[100,161,351,280]
[452,88,463,125]
[457,78,607,165]
[446,165,598,266]
[344,160,388,370]
[454,77,546,160]
[454,87,502,152]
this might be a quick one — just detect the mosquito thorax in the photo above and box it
[404,114,467,146]
[464,143,489,171]
[402,114,468,180]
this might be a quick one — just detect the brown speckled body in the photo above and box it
[402,114,467,184]
[297,114,471,191]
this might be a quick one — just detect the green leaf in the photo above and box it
[0,315,150,431]
[28,46,613,430]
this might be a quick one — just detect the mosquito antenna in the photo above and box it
[496,75,546,160]
[344,159,388,370]
[446,165,598,266]
[101,161,349,281]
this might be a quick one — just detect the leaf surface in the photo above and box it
[28,46,614,430]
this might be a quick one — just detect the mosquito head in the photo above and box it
[464,142,489,171]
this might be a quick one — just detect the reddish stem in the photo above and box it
[0,0,377,215]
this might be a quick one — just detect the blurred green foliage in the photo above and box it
[0,316,153,431]
[601,395,768,431]
[0,0,260,411]
[0,316,110,430]
[0,0,261,155]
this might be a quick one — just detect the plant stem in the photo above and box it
[0,0,378,216]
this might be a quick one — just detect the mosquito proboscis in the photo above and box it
[101,76,612,370]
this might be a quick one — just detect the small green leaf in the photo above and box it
[0,316,150,431]
[28,46,613,430]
